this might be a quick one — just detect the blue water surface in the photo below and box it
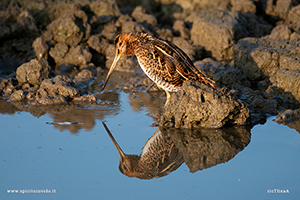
[0,92,299,200]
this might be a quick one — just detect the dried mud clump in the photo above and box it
[234,38,300,103]
[16,59,51,86]
[161,81,250,128]
[7,59,96,105]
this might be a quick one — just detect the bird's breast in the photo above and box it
[136,56,179,92]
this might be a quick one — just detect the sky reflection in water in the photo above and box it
[0,92,299,200]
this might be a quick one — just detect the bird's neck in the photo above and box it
[125,39,139,55]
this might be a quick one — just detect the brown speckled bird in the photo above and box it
[101,32,216,105]
[102,122,183,179]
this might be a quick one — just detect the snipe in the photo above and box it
[102,122,183,179]
[101,32,216,105]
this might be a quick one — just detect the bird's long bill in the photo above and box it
[102,121,125,159]
[101,52,121,91]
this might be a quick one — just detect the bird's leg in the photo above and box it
[164,90,171,106]
[156,84,171,106]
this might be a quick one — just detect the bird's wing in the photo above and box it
[153,40,199,82]
[152,38,217,87]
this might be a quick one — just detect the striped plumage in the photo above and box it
[102,122,183,179]
[101,32,216,104]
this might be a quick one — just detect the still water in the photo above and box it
[1,89,300,200]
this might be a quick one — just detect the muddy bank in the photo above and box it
[1,0,300,129]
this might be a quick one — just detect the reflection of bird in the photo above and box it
[101,32,216,105]
[102,122,183,179]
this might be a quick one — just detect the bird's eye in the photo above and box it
[118,42,122,46]
[123,165,127,170]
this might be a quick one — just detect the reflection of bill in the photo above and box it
[102,122,183,179]
[103,122,251,179]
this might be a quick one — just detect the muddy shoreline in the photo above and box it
[1,0,300,130]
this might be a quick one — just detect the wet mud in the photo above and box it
[1,0,300,130]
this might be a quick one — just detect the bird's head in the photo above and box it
[101,33,134,91]
[102,121,139,177]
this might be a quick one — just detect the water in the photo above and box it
[1,90,300,200]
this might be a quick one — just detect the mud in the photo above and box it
[161,81,250,128]
[1,0,300,129]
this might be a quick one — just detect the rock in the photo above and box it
[116,15,144,33]
[90,0,120,17]
[0,76,17,95]
[231,0,256,13]
[16,59,51,86]
[240,89,278,114]
[32,37,49,60]
[234,37,300,103]
[131,6,157,28]
[274,109,300,124]
[241,13,273,38]
[63,45,92,66]
[47,2,84,20]
[234,38,300,81]
[274,109,300,134]
[101,23,118,41]
[10,90,25,101]
[38,75,78,98]
[49,42,69,65]
[156,28,173,41]
[160,81,250,128]
[287,4,300,22]
[214,67,251,88]
[290,32,300,40]
[270,68,300,102]
[173,20,190,39]
[174,0,231,13]
[26,91,35,100]
[73,94,97,102]
[87,35,109,55]
[41,30,54,41]
[73,69,94,87]
[32,96,67,105]
[3,84,15,95]
[260,0,294,22]
[47,10,90,46]
[265,24,292,40]
[121,15,145,33]
[287,4,300,32]
[87,35,108,66]
[79,63,96,71]
[187,10,247,60]
[75,69,93,79]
